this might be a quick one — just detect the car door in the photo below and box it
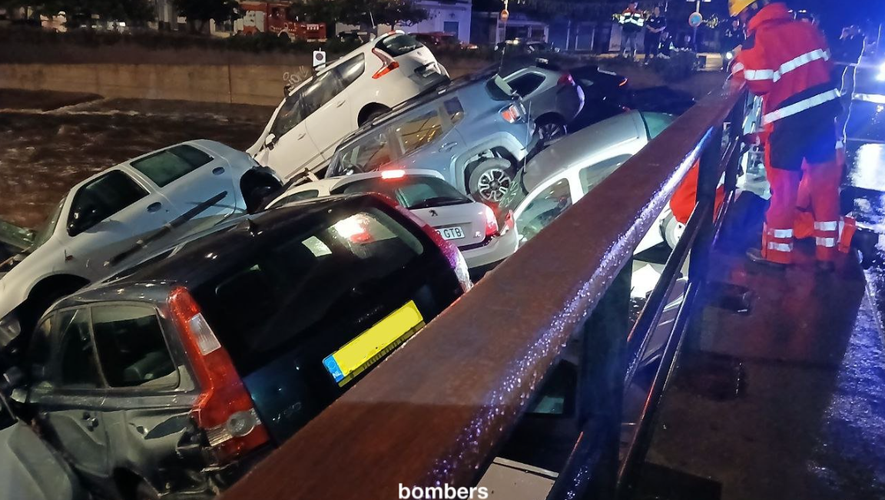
[302,69,351,161]
[126,144,240,234]
[263,87,324,180]
[64,169,179,276]
[28,308,111,487]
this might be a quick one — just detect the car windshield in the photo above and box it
[332,176,470,210]
[330,131,393,175]
[30,196,66,251]
[192,206,426,375]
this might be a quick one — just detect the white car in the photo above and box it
[498,111,680,252]
[249,31,449,180]
[0,140,282,346]
[267,169,517,272]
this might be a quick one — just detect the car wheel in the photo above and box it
[662,213,685,250]
[536,117,567,142]
[468,159,515,204]
[134,480,161,500]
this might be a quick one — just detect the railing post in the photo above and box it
[576,263,632,499]
[688,126,723,286]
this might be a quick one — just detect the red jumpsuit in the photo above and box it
[731,3,842,264]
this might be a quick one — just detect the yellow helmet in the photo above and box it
[728,0,756,16]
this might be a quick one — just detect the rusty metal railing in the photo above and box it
[222,80,750,500]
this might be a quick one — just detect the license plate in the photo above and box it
[322,301,425,387]
[439,226,465,241]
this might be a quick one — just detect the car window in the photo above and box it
[335,54,365,88]
[334,176,469,209]
[271,89,306,138]
[395,109,445,156]
[270,189,321,208]
[641,112,677,139]
[31,196,65,250]
[192,207,425,375]
[68,170,149,236]
[91,305,177,388]
[332,131,393,174]
[301,71,344,117]
[130,145,213,188]
[516,178,573,242]
[443,98,465,125]
[485,75,516,101]
[56,308,103,389]
[377,33,424,57]
[577,155,633,194]
[508,73,545,97]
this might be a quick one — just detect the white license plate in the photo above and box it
[439,226,465,241]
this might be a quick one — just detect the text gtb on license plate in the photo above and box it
[438,226,465,241]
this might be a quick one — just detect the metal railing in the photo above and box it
[222,79,750,500]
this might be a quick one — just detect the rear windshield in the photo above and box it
[333,176,470,210]
[193,207,426,374]
[377,33,424,57]
[130,145,213,187]
[486,75,517,101]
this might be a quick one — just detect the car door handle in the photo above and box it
[212,166,225,175]
[147,202,162,213]
[335,100,346,108]
[439,142,458,152]
[297,132,307,140]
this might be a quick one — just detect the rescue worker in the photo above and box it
[729,0,842,271]
[619,2,645,60]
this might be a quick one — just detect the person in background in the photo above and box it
[619,1,645,60]
[720,18,744,71]
[658,31,674,57]
[643,6,667,65]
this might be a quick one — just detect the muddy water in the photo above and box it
[0,102,270,228]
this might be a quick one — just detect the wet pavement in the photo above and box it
[0,90,272,229]
[640,128,885,499]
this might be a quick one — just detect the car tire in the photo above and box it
[134,480,161,500]
[661,212,685,250]
[536,116,567,142]
[468,159,515,204]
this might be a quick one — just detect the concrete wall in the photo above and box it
[0,63,311,106]
[0,58,489,106]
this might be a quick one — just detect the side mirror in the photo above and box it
[264,133,277,150]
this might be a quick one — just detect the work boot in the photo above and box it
[816,261,836,273]
[746,248,787,269]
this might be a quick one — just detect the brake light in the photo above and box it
[557,73,575,86]
[483,204,499,237]
[500,103,523,123]
[381,169,406,179]
[168,287,269,464]
[372,48,400,79]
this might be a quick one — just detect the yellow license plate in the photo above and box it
[322,301,425,387]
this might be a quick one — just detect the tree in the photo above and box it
[291,0,427,31]
[172,0,239,34]
[1,0,153,26]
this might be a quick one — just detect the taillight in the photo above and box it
[168,287,269,464]
[558,73,575,86]
[381,169,406,179]
[500,103,524,123]
[483,204,498,237]
[372,48,400,79]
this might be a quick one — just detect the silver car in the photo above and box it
[269,169,518,272]
[501,60,585,141]
[325,70,539,204]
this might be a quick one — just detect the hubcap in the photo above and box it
[540,122,565,141]
[476,168,512,202]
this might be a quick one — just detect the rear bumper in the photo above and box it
[461,228,519,269]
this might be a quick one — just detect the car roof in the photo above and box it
[279,169,446,197]
[522,111,648,192]
[63,195,387,306]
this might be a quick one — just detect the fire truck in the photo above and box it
[239,1,326,41]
